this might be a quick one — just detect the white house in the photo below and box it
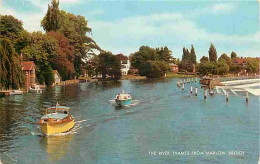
[121,60,131,75]
[52,70,62,84]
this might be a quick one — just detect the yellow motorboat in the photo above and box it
[38,104,74,136]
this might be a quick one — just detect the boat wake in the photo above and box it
[31,119,89,137]
[109,99,140,107]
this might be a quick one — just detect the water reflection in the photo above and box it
[40,134,73,162]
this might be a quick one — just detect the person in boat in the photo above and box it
[56,102,60,106]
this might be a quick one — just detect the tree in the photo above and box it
[43,65,54,85]
[200,56,209,63]
[41,0,60,32]
[218,53,231,66]
[190,45,196,64]
[231,51,237,59]
[180,47,191,71]
[0,39,23,89]
[97,52,121,80]
[0,15,30,53]
[42,0,101,77]
[21,32,59,76]
[156,46,172,62]
[218,59,230,75]
[47,31,75,80]
[208,43,217,63]
[139,61,170,78]
[246,58,259,73]
[131,46,158,70]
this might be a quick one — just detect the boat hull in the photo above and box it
[115,99,132,106]
[40,120,75,136]
[29,89,42,93]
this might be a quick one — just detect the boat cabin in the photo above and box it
[45,106,70,115]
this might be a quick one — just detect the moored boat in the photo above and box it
[38,104,74,136]
[115,92,133,106]
[10,90,23,95]
[29,85,42,93]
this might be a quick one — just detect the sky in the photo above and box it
[0,0,259,60]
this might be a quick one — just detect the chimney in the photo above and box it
[20,54,23,61]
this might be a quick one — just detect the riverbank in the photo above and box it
[121,75,146,80]
[166,72,196,78]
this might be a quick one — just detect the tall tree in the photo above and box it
[231,51,237,59]
[0,39,23,89]
[190,45,196,64]
[208,43,217,63]
[180,47,193,71]
[47,31,75,80]
[41,0,60,32]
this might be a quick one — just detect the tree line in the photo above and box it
[0,0,120,90]
[1,0,259,90]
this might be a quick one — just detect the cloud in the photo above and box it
[59,0,80,3]
[0,6,45,32]
[88,9,104,16]
[211,3,235,14]
[89,10,259,57]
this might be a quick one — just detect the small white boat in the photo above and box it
[29,85,42,93]
[10,90,23,95]
[115,91,133,106]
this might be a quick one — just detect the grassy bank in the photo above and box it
[166,72,196,78]
[121,75,146,80]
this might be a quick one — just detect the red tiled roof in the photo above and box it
[21,61,35,71]
[233,58,246,65]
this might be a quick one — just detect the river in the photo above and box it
[0,79,259,164]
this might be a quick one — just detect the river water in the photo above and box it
[0,79,259,164]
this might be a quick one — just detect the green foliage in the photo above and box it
[130,46,172,78]
[41,0,60,32]
[180,45,196,72]
[21,32,59,75]
[231,51,237,59]
[42,5,101,77]
[0,15,24,41]
[43,65,54,85]
[190,45,196,64]
[156,46,172,62]
[139,61,170,78]
[0,39,24,89]
[38,74,45,85]
[218,59,230,75]
[218,53,231,66]
[198,61,218,75]
[246,58,259,73]
[131,46,158,70]
[200,56,209,63]
[97,52,121,80]
[208,43,217,63]
[0,15,30,53]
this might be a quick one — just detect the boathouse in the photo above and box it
[21,61,36,90]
